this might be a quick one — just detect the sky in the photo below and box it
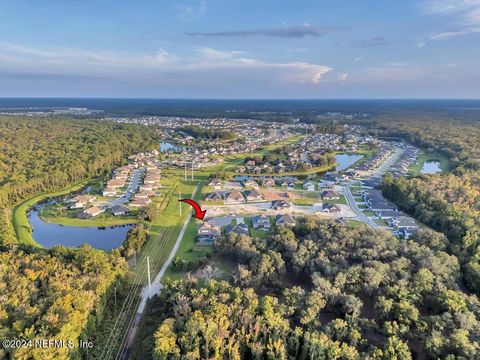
[0,0,479,98]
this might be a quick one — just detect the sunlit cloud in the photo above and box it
[421,0,480,41]
[0,43,333,86]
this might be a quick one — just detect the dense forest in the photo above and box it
[138,220,479,359]
[0,116,158,245]
[0,116,158,359]
[375,115,480,293]
[0,245,127,359]
[178,125,237,141]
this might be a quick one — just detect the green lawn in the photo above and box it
[374,219,389,226]
[409,150,451,176]
[244,217,273,239]
[293,198,318,206]
[128,178,202,285]
[163,178,238,282]
[347,220,367,228]
[323,194,348,205]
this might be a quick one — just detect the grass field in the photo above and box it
[128,174,204,286]
[374,219,389,226]
[409,151,451,176]
[11,180,91,246]
[347,219,368,228]
[323,194,348,205]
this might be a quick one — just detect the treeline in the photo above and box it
[373,114,480,173]
[0,245,127,360]
[0,116,158,245]
[140,220,479,359]
[121,223,148,258]
[178,125,237,141]
[374,115,480,293]
[245,151,336,168]
[382,174,480,291]
[0,116,158,359]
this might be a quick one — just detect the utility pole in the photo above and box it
[191,162,194,181]
[114,286,117,313]
[184,163,187,181]
[147,256,152,298]
[179,192,182,216]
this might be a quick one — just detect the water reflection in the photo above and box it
[420,160,442,174]
[28,209,131,250]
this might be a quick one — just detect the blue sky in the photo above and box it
[0,0,479,98]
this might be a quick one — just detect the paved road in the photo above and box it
[371,147,404,178]
[118,183,200,360]
[111,167,145,207]
[344,184,378,229]
[343,146,404,229]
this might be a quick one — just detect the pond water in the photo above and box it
[160,141,183,152]
[333,153,364,172]
[28,210,131,250]
[420,160,442,174]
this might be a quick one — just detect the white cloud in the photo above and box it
[0,43,333,86]
[191,48,332,84]
[338,73,349,81]
[421,0,480,40]
[354,56,363,62]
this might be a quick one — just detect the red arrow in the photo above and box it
[179,199,207,220]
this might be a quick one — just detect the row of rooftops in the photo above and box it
[361,189,419,238]
[354,142,396,172]
[196,214,297,243]
[295,128,374,155]
[387,145,419,178]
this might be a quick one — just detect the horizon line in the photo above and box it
[0,97,479,101]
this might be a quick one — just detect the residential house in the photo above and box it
[271,200,290,210]
[111,205,131,216]
[102,187,117,197]
[135,190,154,199]
[224,191,246,204]
[245,189,264,202]
[321,203,341,213]
[322,190,340,200]
[389,216,418,239]
[303,180,315,191]
[208,179,222,189]
[206,191,223,202]
[196,223,221,244]
[107,178,125,188]
[225,223,249,236]
[70,195,96,209]
[79,206,104,218]
[252,215,271,231]
[375,210,402,219]
[262,178,275,188]
[275,214,296,227]
[244,179,259,189]
[130,198,151,208]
